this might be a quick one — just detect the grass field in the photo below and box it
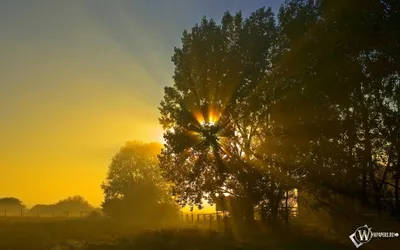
[0,216,398,250]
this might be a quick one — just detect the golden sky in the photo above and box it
[0,1,282,208]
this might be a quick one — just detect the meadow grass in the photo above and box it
[0,216,397,250]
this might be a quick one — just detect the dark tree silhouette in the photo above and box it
[30,195,94,215]
[272,0,400,224]
[159,0,400,231]
[101,141,179,224]
[158,8,283,229]
[0,197,25,212]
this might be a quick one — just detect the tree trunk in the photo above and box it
[357,84,371,206]
[230,198,245,230]
[270,188,283,225]
[362,170,368,204]
[297,188,300,217]
[395,175,399,220]
[373,185,382,214]
[284,190,289,226]
[270,199,279,223]
[243,200,255,229]
[346,107,357,204]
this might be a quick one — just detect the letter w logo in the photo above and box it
[357,229,371,242]
[350,225,373,248]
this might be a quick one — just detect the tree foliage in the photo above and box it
[30,195,93,214]
[101,141,179,224]
[159,0,400,228]
[0,197,25,211]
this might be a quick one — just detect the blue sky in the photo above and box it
[0,0,284,206]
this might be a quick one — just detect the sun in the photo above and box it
[194,112,206,125]
[208,116,216,125]
[194,109,219,126]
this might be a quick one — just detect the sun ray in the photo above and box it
[194,111,206,125]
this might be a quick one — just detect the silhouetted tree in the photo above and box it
[158,8,287,229]
[30,195,94,215]
[55,195,93,211]
[272,0,400,223]
[101,141,179,225]
[0,197,25,211]
[159,0,400,230]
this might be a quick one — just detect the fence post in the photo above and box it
[52,211,55,217]
[4,210,6,217]
[81,211,83,217]
[203,214,206,221]
[224,213,228,233]
[186,214,189,221]
[37,210,39,217]
[197,214,200,222]
[209,214,213,229]
[191,213,194,222]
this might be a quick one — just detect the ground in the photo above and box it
[0,217,398,250]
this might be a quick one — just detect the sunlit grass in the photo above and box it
[0,216,362,250]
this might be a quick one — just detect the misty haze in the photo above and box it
[0,1,399,250]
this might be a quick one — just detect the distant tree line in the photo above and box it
[158,0,400,231]
[30,196,95,215]
[0,196,96,215]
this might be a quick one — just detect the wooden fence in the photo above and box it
[180,212,229,231]
[0,210,94,218]
[180,207,299,231]
[1,207,299,224]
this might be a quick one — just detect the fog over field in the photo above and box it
[1,0,400,249]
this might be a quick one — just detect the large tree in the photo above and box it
[159,0,400,231]
[271,0,400,225]
[158,8,282,227]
